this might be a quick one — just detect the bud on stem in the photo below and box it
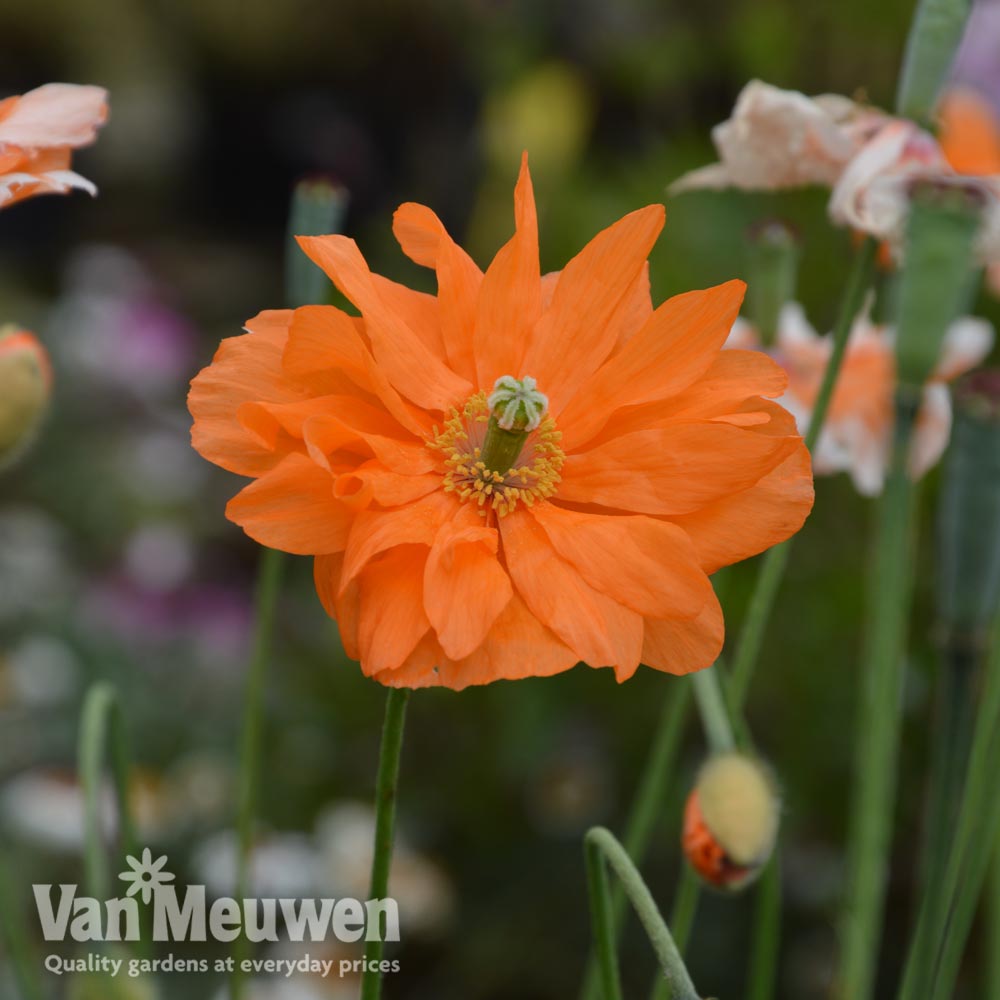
[745,220,800,347]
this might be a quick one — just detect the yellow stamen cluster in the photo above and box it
[430,392,564,517]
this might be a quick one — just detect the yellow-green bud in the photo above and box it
[0,326,51,470]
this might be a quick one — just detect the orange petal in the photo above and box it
[558,280,746,451]
[189,310,309,477]
[424,504,513,660]
[558,421,800,516]
[356,545,431,674]
[473,153,541,388]
[523,204,665,413]
[282,306,434,438]
[226,452,351,554]
[530,503,713,619]
[372,633,445,688]
[393,202,483,382]
[668,441,814,573]
[369,274,444,357]
[340,489,456,589]
[314,553,360,659]
[939,86,1000,175]
[501,509,643,675]
[641,592,725,676]
[0,83,107,149]
[296,234,471,411]
[435,592,579,689]
[334,465,440,508]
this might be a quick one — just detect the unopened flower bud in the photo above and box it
[0,326,51,469]
[745,219,801,346]
[682,752,780,891]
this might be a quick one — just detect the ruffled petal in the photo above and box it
[668,441,814,573]
[189,310,308,477]
[501,509,643,676]
[314,553,360,659]
[939,86,1000,176]
[226,452,350,554]
[0,83,107,149]
[558,421,801,516]
[523,205,665,414]
[558,280,746,450]
[473,153,541,388]
[530,503,713,619]
[424,504,512,660]
[356,544,431,675]
[393,202,482,383]
[296,235,471,411]
[641,592,725,676]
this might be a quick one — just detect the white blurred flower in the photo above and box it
[0,633,79,708]
[124,522,196,592]
[193,830,324,899]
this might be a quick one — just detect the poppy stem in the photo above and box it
[78,682,139,900]
[579,685,692,1000]
[692,667,736,754]
[728,236,878,715]
[584,827,700,1000]
[0,851,43,1000]
[360,687,411,1000]
[232,545,285,1000]
[896,618,1000,1000]
[648,868,700,1000]
[838,392,920,1000]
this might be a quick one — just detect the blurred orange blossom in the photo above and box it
[189,156,814,689]
[0,83,108,209]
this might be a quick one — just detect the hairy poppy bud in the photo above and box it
[682,752,780,891]
[0,327,51,469]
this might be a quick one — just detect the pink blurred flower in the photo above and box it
[0,83,107,208]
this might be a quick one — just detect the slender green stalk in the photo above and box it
[729,237,878,713]
[586,827,700,1000]
[586,830,623,1000]
[989,838,1000,998]
[838,393,920,1000]
[0,850,43,1000]
[748,857,782,1000]
[232,545,285,1000]
[580,685,692,1000]
[692,667,735,753]
[78,681,137,900]
[898,621,1000,1000]
[649,869,701,1000]
[360,687,411,1000]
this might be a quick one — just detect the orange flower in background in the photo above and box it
[728,305,994,495]
[0,84,108,209]
[189,156,814,689]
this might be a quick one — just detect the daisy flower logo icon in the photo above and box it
[118,849,175,904]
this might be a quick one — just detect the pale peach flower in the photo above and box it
[0,83,108,209]
[671,80,888,194]
[727,304,994,495]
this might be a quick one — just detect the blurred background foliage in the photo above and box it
[0,0,998,998]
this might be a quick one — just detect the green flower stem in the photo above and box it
[838,392,921,1000]
[580,685,692,1000]
[728,236,878,714]
[649,866,701,1000]
[692,667,735,754]
[79,682,137,900]
[898,620,1000,1000]
[988,840,1000,998]
[232,545,285,1000]
[896,0,974,124]
[0,851,43,1000]
[747,857,782,1000]
[585,827,701,1000]
[360,687,411,1000]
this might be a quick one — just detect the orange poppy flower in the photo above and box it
[0,83,108,209]
[189,156,814,689]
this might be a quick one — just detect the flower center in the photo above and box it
[430,376,564,518]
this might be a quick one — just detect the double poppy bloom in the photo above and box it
[189,158,814,689]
